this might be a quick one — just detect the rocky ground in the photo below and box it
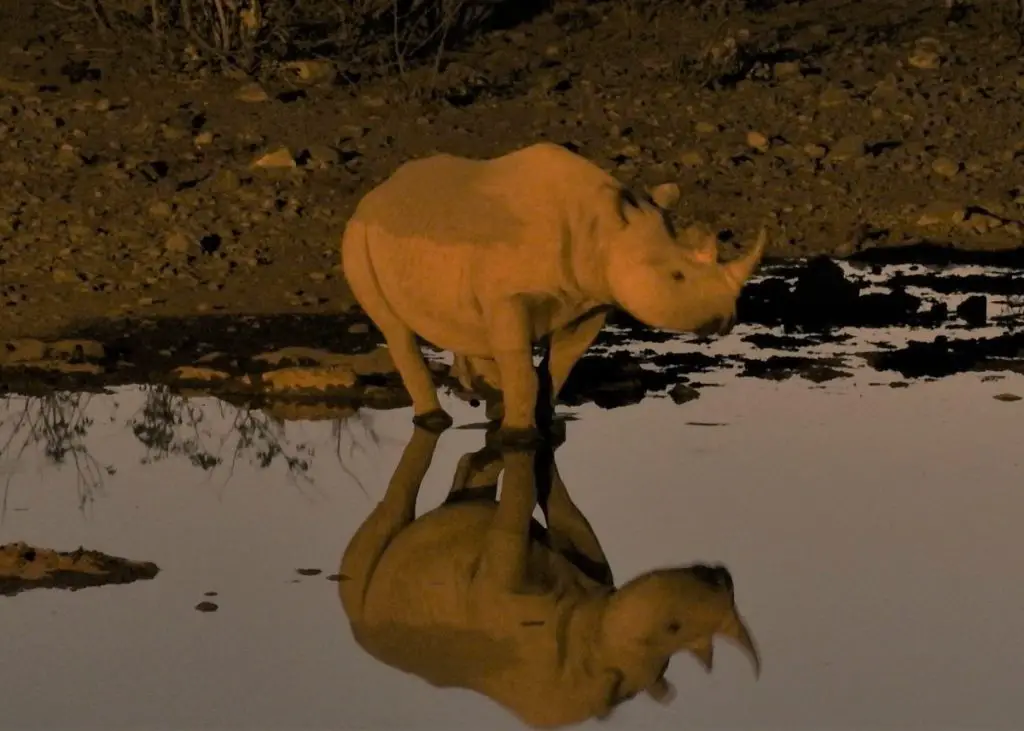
[1,0,1023,345]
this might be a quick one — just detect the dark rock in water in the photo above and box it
[889,273,1024,297]
[0,542,159,597]
[195,601,219,612]
[669,383,701,404]
[737,257,930,332]
[737,355,850,382]
[741,331,848,350]
[994,393,1021,402]
[867,332,1024,378]
[850,244,1024,268]
[956,295,988,327]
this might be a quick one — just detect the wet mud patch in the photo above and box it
[1,255,1023,415]
[0,541,159,597]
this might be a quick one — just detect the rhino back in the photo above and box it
[351,145,616,354]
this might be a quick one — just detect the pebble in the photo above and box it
[165,231,191,253]
[931,157,961,178]
[746,131,770,152]
[678,149,707,167]
[252,147,296,169]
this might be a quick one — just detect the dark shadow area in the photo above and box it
[3,257,1023,420]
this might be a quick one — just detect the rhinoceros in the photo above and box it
[339,425,761,728]
[340,142,766,446]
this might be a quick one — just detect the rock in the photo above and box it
[56,144,82,167]
[669,383,701,404]
[211,168,242,193]
[804,143,828,160]
[250,364,359,393]
[916,201,965,226]
[694,121,718,135]
[280,59,335,85]
[52,268,76,283]
[235,82,269,102]
[171,365,231,382]
[194,130,214,145]
[827,135,865,162]
[963,212,1002,234]
[49,339,105,360]
[931,157,961,178]
[165,231,192,253]
[774,61,801,79]
[908,49,941,69]
[956,295,987,327]
[819,86,849,108]
[678,149,707,168]
[746,131,770,152]
[1,338,47,364]
[0,542,159,597]
[305,144,338,168]
[195,601,219,612]
[252,147,296,169]
[994,393,1021,402]
[0,76,35,95]
[149,201,173,218]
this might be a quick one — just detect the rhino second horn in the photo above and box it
[723,227,768,289]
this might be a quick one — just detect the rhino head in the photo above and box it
[602,182,766,337]
[594,563,760,701]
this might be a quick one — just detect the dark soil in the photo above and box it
[2,0,1024,343]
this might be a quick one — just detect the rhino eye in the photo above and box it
[666,621,681,634]
[671,270,685,282]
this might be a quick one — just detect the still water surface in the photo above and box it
[1,370,1022,730]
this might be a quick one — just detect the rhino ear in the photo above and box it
[648,182,680,210]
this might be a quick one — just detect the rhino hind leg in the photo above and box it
[342,223,449,428]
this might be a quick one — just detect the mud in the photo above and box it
[2,255,1022,415]
[0,541,159,597]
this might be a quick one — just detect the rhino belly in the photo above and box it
[365,505,494,623]
[369,239,495,356]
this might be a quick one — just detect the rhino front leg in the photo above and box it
[474,448,537,592]
[339,425,445,619]
[484,299,541,448]
[384,329,452,432]
[547,311,608,403]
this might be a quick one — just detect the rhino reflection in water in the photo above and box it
[339,424,760,728]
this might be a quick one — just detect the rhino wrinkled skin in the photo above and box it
[340,142,767,442]
[339,425,761,728]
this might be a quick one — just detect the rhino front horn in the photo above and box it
[723,227,768,289]
[719,610,762,678]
